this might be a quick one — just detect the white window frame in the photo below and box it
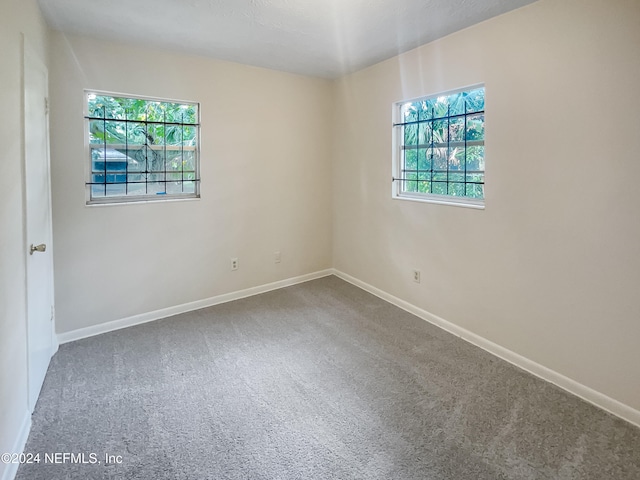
[392,84,485,209]
[84,90,201,205]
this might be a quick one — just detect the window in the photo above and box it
[392,86,485,208]
[85,91,200,204]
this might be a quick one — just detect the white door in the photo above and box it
[23,37,55,411]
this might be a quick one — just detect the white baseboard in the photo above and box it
[1,410,31,480]
[332,269,640,429]
[57,269,334,345]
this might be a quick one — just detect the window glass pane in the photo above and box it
[403,171,418,193]
[167,151,183,172]
[182,181,196,194]
[466,172,485,184]
[432,171,447,182]
[401,103,418,123]
[449,118,465,143]
[447,92,465,116]
[89,121,105,144]
[118,97,137,120]
[127,173,145,183]
[186,105,198,124]
[431,97,449,119]
[432,147,448,173]
[146,124,164,146]
[466,114,485,141]
[127,122,147,146]
[465,88,485,114]
[418,122,431,145]
[127,152,145,172]
[88,103,105,119]
[142,101,163,122]
[156,148,168,171]
[417,148,430,171]
[181,151,197,174]
[92,149,128,178]
[165,125,183,146]
[143,149,163,174]
[127,182,147,196]
[89,121,128,145]
[91,185,105,197]
[432,182,447,195]
[164,103,198,124]
[166,181,184,194]
[147,182,166,195]
[466,146,485,173]
[418,100,433,121]
[404,148,417,170]
[451,147,465,170]
[163,102,184,122]
[465,183,484,198]
[449,182,465,196]
[404,124,418,146]
[89,95,123,120]
[105,184,127,197]
[432,120,448,144]
[182,126,197,147]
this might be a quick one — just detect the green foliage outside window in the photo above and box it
[398,87,485,200]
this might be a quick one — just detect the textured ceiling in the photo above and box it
[38,0,538,79]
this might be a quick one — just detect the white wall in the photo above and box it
[332,0,640,412]
[0,1,50,478]
[49,33,333,334]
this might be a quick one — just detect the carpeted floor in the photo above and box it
[16,276,640,479]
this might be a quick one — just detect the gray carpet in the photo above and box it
[16,276,640,479]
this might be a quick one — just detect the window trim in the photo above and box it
[83,89,201,205]
[391,84,485,209]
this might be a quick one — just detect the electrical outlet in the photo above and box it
[274,251,281,264]
[413,269,421,283]
[231,257,239,271]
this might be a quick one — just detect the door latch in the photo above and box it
[29,243,46,255]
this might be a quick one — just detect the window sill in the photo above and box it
[86,195,200,207]
[392,193,484,210]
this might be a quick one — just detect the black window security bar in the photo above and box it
[85,96,200,201]
[393,89,485,200]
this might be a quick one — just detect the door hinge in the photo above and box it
[45,97,49,115]
[50,305,55,322]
